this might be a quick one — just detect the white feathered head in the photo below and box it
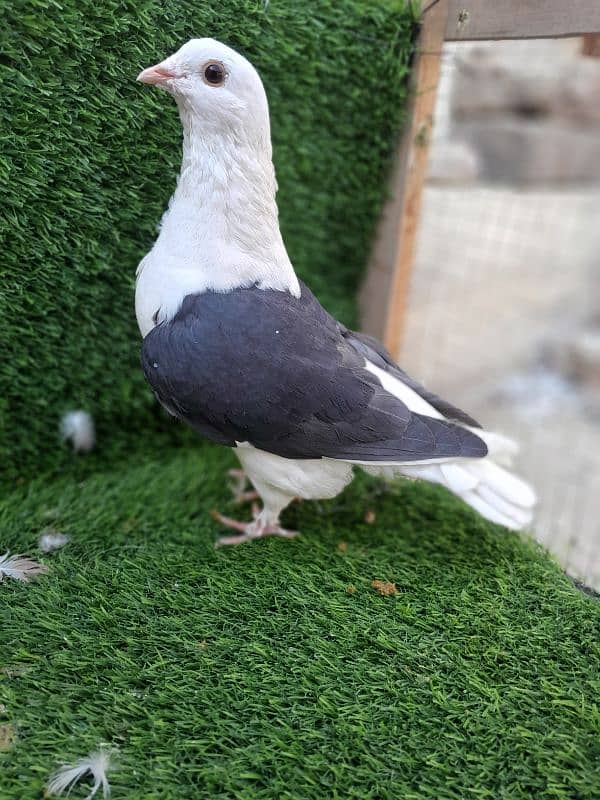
[137,38,270,145]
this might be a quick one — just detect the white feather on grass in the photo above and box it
[46,747,116,799]
[61,410,96,453]
[38,529,70,553]
[0,552,48,583]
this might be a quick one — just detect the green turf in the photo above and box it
[0,0,417,484]
[1,445,599,799]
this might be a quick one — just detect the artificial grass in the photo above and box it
[0,0,417,484]
[1,445,599,799]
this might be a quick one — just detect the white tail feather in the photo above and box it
[439,462,479,494]
[361,357,536,530]
[466,459,536,509]
[460,489,526,531]
[363,454,536,531]
[467,429,519,467]
[476,484,532,526]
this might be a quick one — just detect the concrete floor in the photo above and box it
[400,185,600,589]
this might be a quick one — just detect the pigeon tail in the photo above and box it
[364,451,536,531]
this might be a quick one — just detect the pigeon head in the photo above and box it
[137,38,270,143]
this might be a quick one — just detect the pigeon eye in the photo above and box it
[203,62,226,86]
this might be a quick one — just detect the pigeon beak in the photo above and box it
[136,63,178,86]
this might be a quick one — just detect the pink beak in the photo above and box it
[136,63,177,85]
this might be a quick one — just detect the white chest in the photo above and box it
[134,154,300,339]
[135,252,200,338]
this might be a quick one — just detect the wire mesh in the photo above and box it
[399,39,600,588]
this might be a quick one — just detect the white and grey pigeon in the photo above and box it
[135,39,536,546]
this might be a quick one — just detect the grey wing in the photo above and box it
[141,287,488,463]
[283,380,488,463]
[342,327,482,429]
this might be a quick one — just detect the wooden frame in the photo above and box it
[360,0,600,358]
[446,0,600,42]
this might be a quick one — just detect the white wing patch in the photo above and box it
[364,360,444,418]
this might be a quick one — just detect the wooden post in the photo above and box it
[359,0,448,357]
[446,0,600,41]
[360,0,600,357]
[582,34,600,57]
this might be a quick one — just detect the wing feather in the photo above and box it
[141,284,487,463]
[342,328,482,428]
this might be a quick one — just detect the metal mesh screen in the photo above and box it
[399,39,600,588]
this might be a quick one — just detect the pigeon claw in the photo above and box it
[210,509,248,533]
[211,508,299,548]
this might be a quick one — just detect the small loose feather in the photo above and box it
[0,552,48,583]
[46,747,115,799]
[38,530,70,553]
[61,410,96,453]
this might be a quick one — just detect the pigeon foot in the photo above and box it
[211,504,299,547]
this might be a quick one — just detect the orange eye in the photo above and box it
[203,62,226,86]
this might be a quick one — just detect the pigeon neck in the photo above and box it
[156,109,300,296]
[175,111,274,206]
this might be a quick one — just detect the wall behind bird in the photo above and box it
[0,0,416,484]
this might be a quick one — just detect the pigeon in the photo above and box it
[135,39,536,546]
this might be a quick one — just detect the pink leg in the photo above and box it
[227,469,260,505]
[210,509,248,533]
[212,504,299,548]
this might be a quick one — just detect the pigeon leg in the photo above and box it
[227,469,260,505]
[212,503,299,547]
[210,510,248,534]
